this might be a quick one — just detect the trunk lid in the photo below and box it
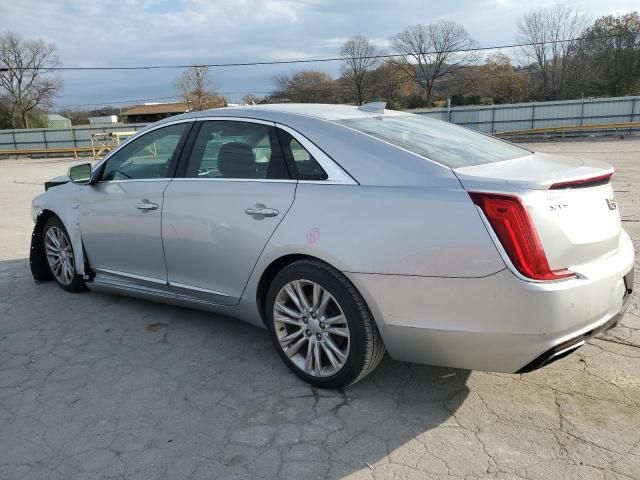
[455,152,621,271]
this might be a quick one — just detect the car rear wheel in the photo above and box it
[43,217,85,292]
[265,259,385,388]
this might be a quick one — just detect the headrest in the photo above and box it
[217,142,256,178]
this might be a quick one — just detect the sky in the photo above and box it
[1,0,637,109]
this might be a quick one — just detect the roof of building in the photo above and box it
[122,102,190,116]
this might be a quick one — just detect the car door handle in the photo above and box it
[245,207,279,217]
[135,201,159,211]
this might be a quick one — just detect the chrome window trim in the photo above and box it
[92,118,196,173]
[275,122,357,185]
[195,116,274,126]
[170,178,296,184]
[96,178,171,184]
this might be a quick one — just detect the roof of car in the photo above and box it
[174,103,406,123]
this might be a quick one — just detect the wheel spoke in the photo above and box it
[284,284,304,312]
[293,280,311,312]
[326,327,349,337]
[317,291,331,318]
[284,336,308,358]
[279,328,304,345]
[63,263,72,282]
[52,261,62,275]
[274,313,302,327]
[324,314,345,325]
[324,336,347,362]
[312,283,321,311]
[320,341,341,370]
[313,341,322,374]
[304,339,314,373]
[275,302,303,319]
[46,229,60,249]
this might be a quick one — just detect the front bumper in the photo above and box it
[346,231,635,373]
[517,272,632,373]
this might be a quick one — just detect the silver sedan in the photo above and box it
[30,103,635,388]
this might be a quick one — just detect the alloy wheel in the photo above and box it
[44,226,75,286]
[273,279,351,377]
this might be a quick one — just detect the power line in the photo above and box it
[6,32,640,72]
[56,91,273,109]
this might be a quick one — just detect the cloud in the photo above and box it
[0,0,637,106]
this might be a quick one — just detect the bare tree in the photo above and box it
[176,65,226,111]
[0,31,61,129]
[241,93,263,105]
[390,21,478,107]
[517,6,589,99]
[271,70,336,103]
[370,60,415,108]
[340,36,379,105]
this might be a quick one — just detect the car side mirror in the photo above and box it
[68,163,93,185]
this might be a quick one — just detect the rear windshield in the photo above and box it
[336,114,529,168]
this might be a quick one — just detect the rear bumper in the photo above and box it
[517,280,632,373]
[346,230,635,373]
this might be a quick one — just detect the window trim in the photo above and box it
[92,119,194,183]
[174,117,292,181]
[275,123,356,185]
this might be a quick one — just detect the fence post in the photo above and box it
[580,98,585,126]
[630,98,637,137]
[531,103,536,130]
[42,129,48,158]
[11,130,17,150]
[447,98,452,123]
[71,127,77,149]
[491,105,496,133]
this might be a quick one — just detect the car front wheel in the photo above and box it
[265,259,385,388]
[43,217,85,292]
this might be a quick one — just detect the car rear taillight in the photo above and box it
[469,192,576,281]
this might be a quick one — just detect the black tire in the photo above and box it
[265,259,385,388]
[42,216,86,292]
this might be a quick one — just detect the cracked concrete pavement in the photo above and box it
[0,139,638,479]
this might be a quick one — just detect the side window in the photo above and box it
[101,123,188,181]
[277,130,328,180]
[184,121,289,179]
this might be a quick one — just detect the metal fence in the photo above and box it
[1,95,639,153]
[0,123,148,152]
[409,95,640,134]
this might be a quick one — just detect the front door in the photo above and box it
[162,119,296,305]
[80,122,191,290]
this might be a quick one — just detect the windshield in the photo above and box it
[336,114,529,168]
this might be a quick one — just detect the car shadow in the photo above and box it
[0,258,471,479]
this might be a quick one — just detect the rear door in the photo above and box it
[80,122,191,290]
[161,118,296,306]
